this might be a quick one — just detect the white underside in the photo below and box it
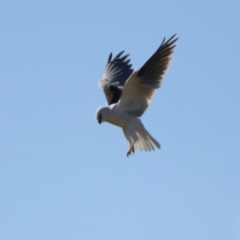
[98,104,161,152]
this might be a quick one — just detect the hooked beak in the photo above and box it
[98,114,102,124]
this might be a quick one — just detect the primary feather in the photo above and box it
[117,34,178,117]
[99,51,133,105]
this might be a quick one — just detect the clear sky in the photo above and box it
[1,1,240,239]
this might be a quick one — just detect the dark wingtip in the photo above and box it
[161,34,178,46]
[137,34,178,78]
[166,34,179,45]
[107,53,113,63]
[114,51,125,59]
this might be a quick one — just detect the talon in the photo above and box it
[131,145,135,154]
[126,143,135,157]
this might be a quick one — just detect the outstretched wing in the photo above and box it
[99,51,133,105]
[117,34,178,117]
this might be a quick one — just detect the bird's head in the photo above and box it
[95,106,110,124]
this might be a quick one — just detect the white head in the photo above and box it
[95,106,111,124]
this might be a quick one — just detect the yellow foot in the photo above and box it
[126,143,135,157]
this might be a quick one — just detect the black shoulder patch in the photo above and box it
[137,67,145,77]
[103,84,123,105]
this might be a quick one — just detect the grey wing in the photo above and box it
[137,34,178,88]
[117,34,178,117]
[99,51,133,105]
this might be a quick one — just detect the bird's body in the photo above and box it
[96,35,178,156]
[96,92,161,156]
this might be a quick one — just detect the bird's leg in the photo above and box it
[126,142,135,157]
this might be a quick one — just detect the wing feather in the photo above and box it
[116,34,178,116]
[99,52,133,105]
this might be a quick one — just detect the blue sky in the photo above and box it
[1,1,240,239]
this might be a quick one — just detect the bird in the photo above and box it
[96,34,178,157]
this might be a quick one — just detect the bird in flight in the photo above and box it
[96,34,178,157]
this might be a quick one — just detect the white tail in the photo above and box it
[134,127,161,151]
